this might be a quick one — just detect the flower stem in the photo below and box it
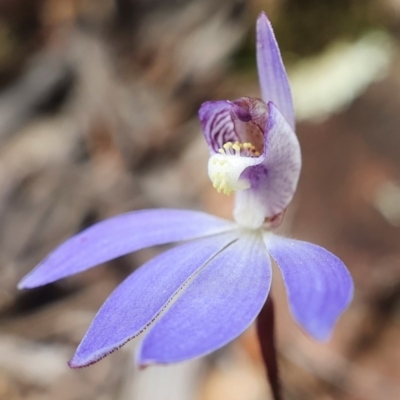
[256,296,282,400]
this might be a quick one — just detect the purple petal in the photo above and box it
[18,209,235,289]
[199,98,269,155]
[68,232,238,368]
[137,234,271,365]
[199,100,236,153]
[257,12,295,130]
[265,234,353,341]
[234,102,301,226]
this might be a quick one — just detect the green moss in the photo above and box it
[231,0,386,71]
[274,0,383,58]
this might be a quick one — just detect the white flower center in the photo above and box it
[208,142,260,196]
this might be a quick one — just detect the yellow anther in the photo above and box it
[218,141,258,156]
[232,143,241,153]
[223,142,233,149]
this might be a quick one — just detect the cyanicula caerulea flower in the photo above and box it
[18,13,353,368]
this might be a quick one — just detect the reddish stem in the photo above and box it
[256,296,282,400]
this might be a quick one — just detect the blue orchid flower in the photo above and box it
[18,12,353,368]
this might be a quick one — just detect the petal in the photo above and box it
[68,232,238,368]
[257,12,295,130]
[18,209,235,289]
[234,102,301,228]
[137,233,271,365]
[264,234,353,341]
[199,98,268,155]
[199,100,236,153]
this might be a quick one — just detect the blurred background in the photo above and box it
[0,0,400,399]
